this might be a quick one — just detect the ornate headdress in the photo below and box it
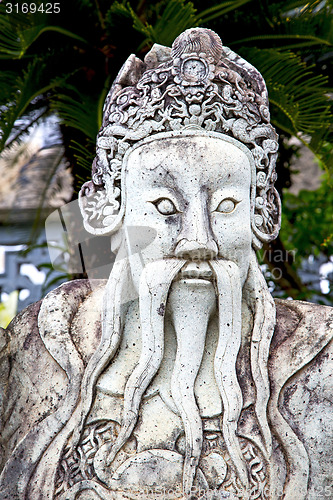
[79,28,281,249]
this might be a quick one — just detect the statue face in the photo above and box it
[122,135,253,292]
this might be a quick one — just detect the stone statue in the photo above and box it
[0,28,332,500]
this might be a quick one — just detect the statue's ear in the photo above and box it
[252,185,281,250]
[79,180,124,236]
[78,52,146,236]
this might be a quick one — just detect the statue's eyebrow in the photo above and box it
[147,162,178,184]
[144,161,185,196]
[144,185,187,208]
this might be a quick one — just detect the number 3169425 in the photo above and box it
[5,3,60,14]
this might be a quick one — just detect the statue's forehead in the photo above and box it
[123,132,255,186]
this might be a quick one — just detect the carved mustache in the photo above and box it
[176,260,214,280]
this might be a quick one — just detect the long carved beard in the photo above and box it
[168,277,216,496]
[211,260,249,492]
[211,254,276,494]
[105,254,276,498]
[106,259,186,465]
[243,250,276,460]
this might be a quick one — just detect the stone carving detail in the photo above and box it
[0,27,332,500]
[55,423,269,499]
[54,420,123,497]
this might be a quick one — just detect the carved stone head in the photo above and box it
[79,27,281,251]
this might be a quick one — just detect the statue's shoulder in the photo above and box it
[269,297,333,424]
[270,297,333,417]
[5,278,106,347]
[270,299,333,493]
[272,298,333,360]
[270,299,333,383]
[0,279,106,464]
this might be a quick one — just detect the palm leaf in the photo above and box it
[70,140,95,177]
[0,58,76,149]
[0,71,19,104]
[196,0,253,24]
[231,0,333,50]
[280,0,333,15]
[107,0,198,47]
[241,47,332,170]
[50,91,100,141]
[49,71,110,142]
[231,34,332,50]
[148,0,199,46]
[0,6,33,58]
[241,48,331,134]
[0,3,88,59]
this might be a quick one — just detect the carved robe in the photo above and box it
[0,279,332,499]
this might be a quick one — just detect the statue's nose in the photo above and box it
[175,238,218,260]
[174,203,218,261]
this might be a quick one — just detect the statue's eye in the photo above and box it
[153,198,178,216]
[215,198,237,213]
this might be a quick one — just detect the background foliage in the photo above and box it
[0,0,332,303]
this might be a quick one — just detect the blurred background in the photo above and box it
[0,0,332,327]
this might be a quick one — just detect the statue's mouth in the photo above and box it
[178,261,214,282]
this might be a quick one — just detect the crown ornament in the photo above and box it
[79,28,281,249]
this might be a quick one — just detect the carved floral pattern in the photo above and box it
[55,421,268,499]
[54,420,120,497]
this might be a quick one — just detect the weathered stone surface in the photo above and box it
[0,27,332,500]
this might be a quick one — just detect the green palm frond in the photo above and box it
[280,0,333,15]
[309,135,333,179]
[242,47,332,172]
[243,48,331,134]
[0,71,18,103]
[196,0,253,24]
[71,140,95,177]
[0,3,88,59]
[280,3,333,50]
[50,91,100,141]
[242,48,332,120]
[231,0,333,50]
[0,59,75,149]
[0,6,35,58]
[282,170,333,257]
[232,33,332,50]
[107,0,198,47]
[147,0,199,46]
